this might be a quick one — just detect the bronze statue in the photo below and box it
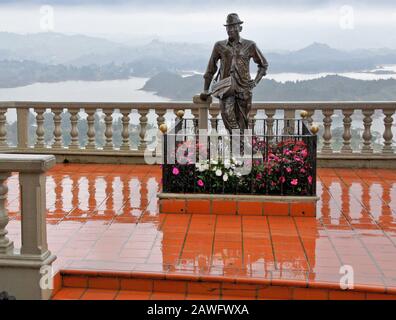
[201,13,268,133]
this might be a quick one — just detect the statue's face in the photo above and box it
[226,24,241,40]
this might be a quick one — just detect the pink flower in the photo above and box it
[197,179,204,187]
[172,167,180,175]
[300,168,306,174]
[301,149,308,158]
[294,156,302,162]
[291,179,298,186]
[279,176,286,183]
[308,176,313,185]
[286,167,292,173]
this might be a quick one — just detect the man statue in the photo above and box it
[200,13,268,133]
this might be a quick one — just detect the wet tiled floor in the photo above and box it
[4,164,396,293]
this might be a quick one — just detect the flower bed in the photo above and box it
[160,118,318,216]
[163,137,316,196]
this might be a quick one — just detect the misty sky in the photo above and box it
[0,0,395,50]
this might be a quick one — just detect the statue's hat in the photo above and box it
[224,13,243,26]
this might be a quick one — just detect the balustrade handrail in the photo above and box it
[1,101,396,110]
[0,98,395,164]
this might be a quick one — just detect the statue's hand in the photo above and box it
[248,80,257,90]
[200,91,210,101]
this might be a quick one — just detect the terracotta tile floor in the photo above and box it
[4,164,396,293]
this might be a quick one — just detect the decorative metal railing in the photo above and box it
[162,118,317,196]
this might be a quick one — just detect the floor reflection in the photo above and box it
[4,164,396,288]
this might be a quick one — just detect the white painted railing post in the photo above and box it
[0,154,56,300]
[321,109,334,154]
[382,109,395,154]
[17,108,29,150]
[193,94,211,130]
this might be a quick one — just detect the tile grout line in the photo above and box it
[291,217,312,273]
[209,214,219,271]
[175,214,193,267]
[265,216,278,271]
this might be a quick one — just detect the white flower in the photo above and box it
[224,159,231,169]
[236,172,242,177]
[229,171,234,177]
[215,169,222,177]
[223,173,229,182]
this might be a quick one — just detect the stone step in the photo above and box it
[51,270,396,300]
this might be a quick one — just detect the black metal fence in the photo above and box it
[162,118,317,196]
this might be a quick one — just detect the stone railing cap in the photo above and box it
[0,154,56,173]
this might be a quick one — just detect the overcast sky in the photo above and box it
[0,0,395,50]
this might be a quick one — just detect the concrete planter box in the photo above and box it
[159,193,319,217]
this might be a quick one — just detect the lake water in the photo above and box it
[0,77,169,102]
[1,70,395,140]
[183,64,396,82]
[0,77,171,123]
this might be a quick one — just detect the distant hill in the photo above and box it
[266,42,396,73]
[142,72,396,101]
[0,60,133,88]
[0,32,122,65]
[2,32,396,75]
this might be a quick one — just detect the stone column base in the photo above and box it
[0,251,56,300]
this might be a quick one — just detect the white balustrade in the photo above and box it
[0,154,56,300]
[0,101,393,165]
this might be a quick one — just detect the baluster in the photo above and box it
[34,108,45,149]
[382,109,395,154]
[69,109,80,149]
[265,109,276,136]
[155,109,166,160]
[17,108,29,150]
[209,108,220,132]
[103,109,113,151]
[138,109,148,151]
[341,109,353,153]
[0,173,13,254]
[120,109,131,151]
[86,109,96,150]
[156,109,166,128]
[0,109,7,148]
[52,109,63,149]
[321,109,334,154]
[362,109,374,153]
[191,108,199,121]
[307,110,314,125]
[249,109,257,131]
